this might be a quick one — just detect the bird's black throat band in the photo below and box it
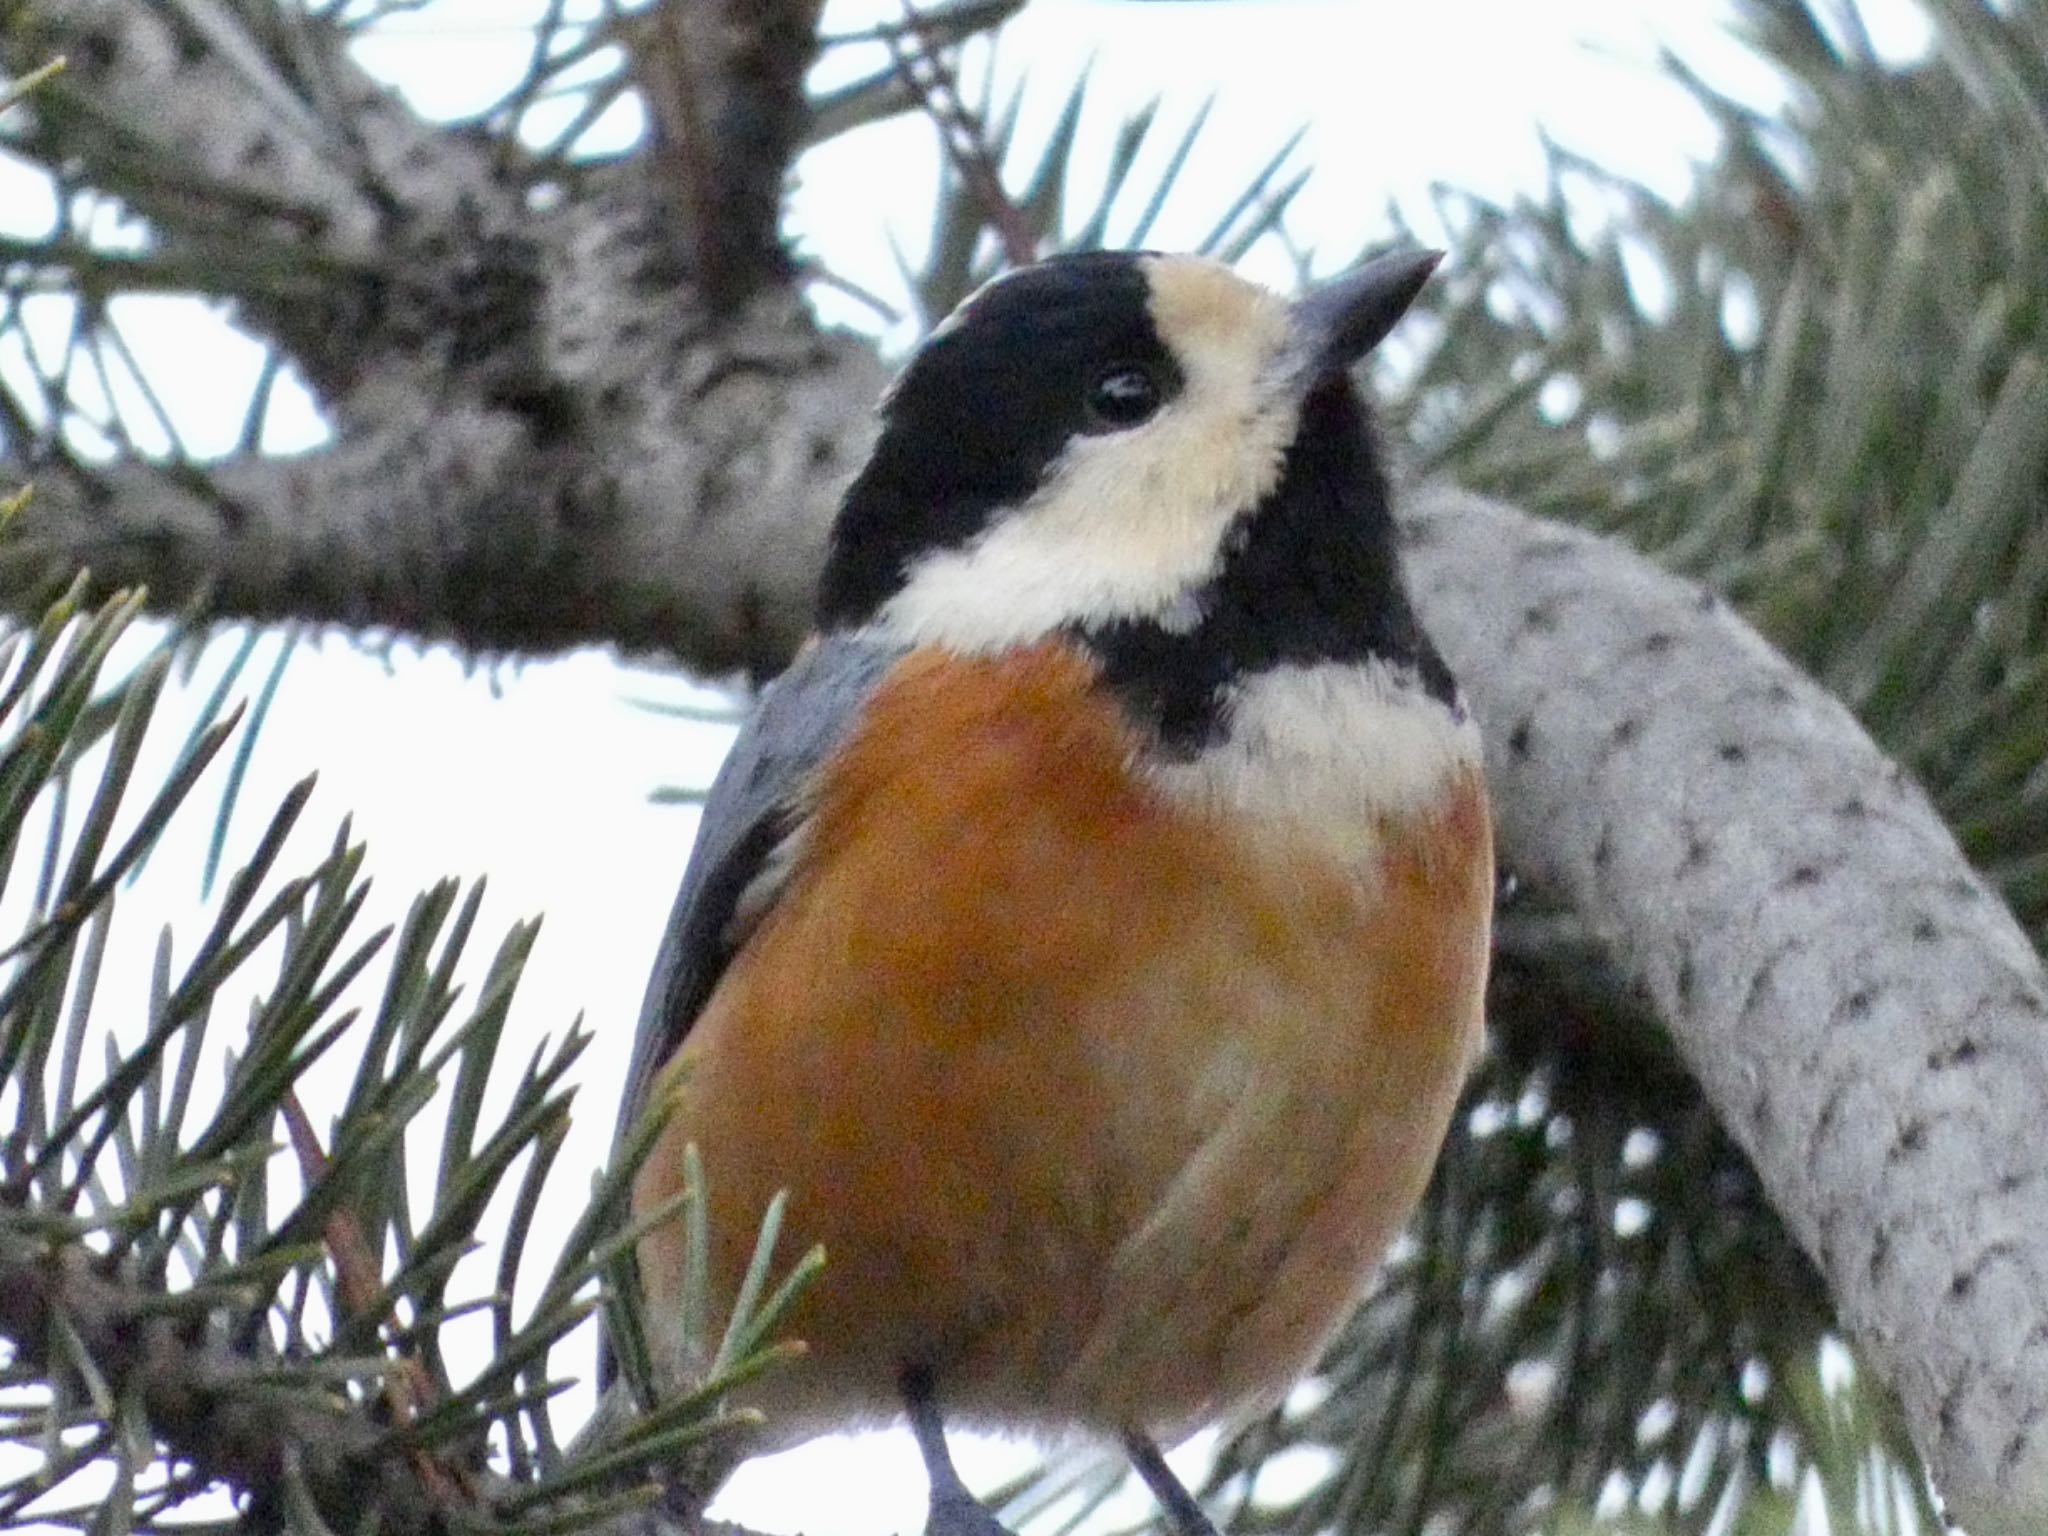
[1082,376,1457,756]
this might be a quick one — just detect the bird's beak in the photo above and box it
[1286,247,1443,385]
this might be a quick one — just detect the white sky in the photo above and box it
[0,0,1934,1531]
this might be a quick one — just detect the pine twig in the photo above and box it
[886,0,1037,268]
[278,1087,471,1503]
[0,54,66,113]
[0,1220,445,1532]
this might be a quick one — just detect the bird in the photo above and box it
[615,246,1494,1536]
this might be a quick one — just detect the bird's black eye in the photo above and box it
[1085,365,1162,431]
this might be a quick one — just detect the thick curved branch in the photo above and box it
[1401,484,2048,1536]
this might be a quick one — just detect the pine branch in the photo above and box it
[0,323,880,673]
[886,3,1038,268]
[1404,483,2048,1536]
[0,0,509,397]
[0,1228,445,1531]
[0,1215,804,1536]
[0,550,819,1531]
[0,0,887,674]
[0,53,65,111]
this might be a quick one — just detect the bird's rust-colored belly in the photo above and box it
[633,643,1493,1443]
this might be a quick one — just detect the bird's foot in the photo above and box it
[924,1486,1018,1536]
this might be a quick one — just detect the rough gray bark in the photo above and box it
[6,0,510,395]
[1402,484,2048,1536]
[2,0,884,673]
[1,276,881,669]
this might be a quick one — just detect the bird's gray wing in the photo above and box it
[612,632,910,1156]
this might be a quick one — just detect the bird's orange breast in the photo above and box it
[633,641,1492,1443]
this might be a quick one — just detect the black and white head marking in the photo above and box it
[1084,369,1460,756]
[818,253,1295,645]
[815,249,1481,840]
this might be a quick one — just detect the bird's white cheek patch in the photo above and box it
[873,445,1240,651]
[877,254,1317,652]
[877,368,1297,651]
[1150,661,1483,868]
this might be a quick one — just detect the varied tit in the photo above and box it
[615,248,1492,1536]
